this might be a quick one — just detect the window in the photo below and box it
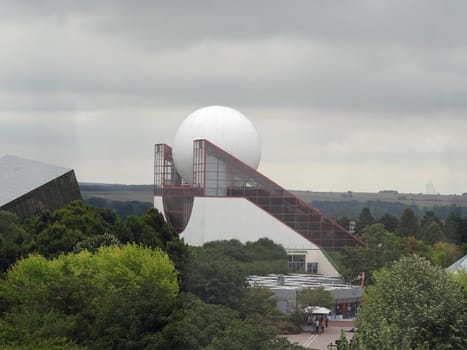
[288,255,306,272]
[307,262,318,274]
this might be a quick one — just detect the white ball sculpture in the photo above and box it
[172,105,261,184]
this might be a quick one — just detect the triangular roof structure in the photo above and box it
[446,255,467,274]
[154,140,365,251]
[0,155,71,207]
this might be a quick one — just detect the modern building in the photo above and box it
[154,106,365,276]
[248,274,363,318]
[0,155,82,218]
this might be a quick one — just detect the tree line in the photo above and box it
[1,201,465,349]
[0,201,304,349]
[329,206,466,284]
[331,208,467,349]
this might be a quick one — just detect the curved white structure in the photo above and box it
[172,106,261,184]
[181,197,339,276]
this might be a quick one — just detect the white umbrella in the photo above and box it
[311,306,331,314]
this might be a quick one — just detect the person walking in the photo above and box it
[315,319,320,334]
[321,318,326,333]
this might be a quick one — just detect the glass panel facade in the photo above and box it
[155,140,365,250]
[191,139,365,251]
[0,171,82,218]
[154,144,194,233]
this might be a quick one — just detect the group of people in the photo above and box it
[306,315,328,334]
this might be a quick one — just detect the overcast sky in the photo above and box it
[1,1,467,194]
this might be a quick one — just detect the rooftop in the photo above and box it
[248,273,355,291]
[0,155,71,207]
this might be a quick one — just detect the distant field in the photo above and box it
[80,183,467,207]
[291,190,467,208]
[79,183,153,203]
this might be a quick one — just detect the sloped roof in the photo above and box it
[446,255,467,274]
[0,155,71,207]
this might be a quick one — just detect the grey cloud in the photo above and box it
[0,1,466,192]
[4,1,467,48]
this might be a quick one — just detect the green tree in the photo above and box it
[396,208,419,238]
[450,269,467,290]
[337,329,350,350]
[157,293,241,350]
[419,211,445,244]
[0,244,178,349]
[338,224,403,284]
[121,208,190,277]
[238,286,279,322]
[444,211,461,243]
[28,201,123,258]
[336,216,353,231]
[355,207,374,234]
[421,221,445,244]
[182,247,247,309]
[74,232,121,253]
[377,213,399,233]
[201,239,250,262]
[244,238,288,275]
[402,236,431,258]
[353,255,467,350]
[0,211,30,273]
[420,210,441,228]
[204,318,275,350]
[298,286,334,309]
[429,241,462,267]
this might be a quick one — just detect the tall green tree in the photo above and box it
[157,293,241,350]
[444,211,461,243]
[396,208,419,238]
[353,255,467,350]
[0,211,30,272]
[377,213,399,233]
[355,207,375,234]
[182,247,248,310]
[337,224,403,284]
[420,221,445,245]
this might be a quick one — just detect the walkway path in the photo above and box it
[283,320,355,350]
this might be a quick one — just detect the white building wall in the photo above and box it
[170,196,340,277]
[154,196,165,220]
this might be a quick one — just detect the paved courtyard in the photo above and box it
[283,320,355,349]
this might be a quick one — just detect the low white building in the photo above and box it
[248,274,364,318]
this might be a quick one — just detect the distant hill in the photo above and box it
[79,183,153,203]
[79,183,467,220]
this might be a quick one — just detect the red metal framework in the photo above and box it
[154,144,193,233]
[191,139,365,251]
[155,141,365,250]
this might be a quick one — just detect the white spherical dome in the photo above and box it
[173,106,261,184]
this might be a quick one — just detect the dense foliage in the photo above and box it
[353,255,467,350]
[84,197,152,219]
[0,244,178,349]
[330,206,466,285]
[298,286,334,309]
[0,202,300,349]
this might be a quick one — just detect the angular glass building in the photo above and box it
[154,140,365,276]
[0,155,82,218]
